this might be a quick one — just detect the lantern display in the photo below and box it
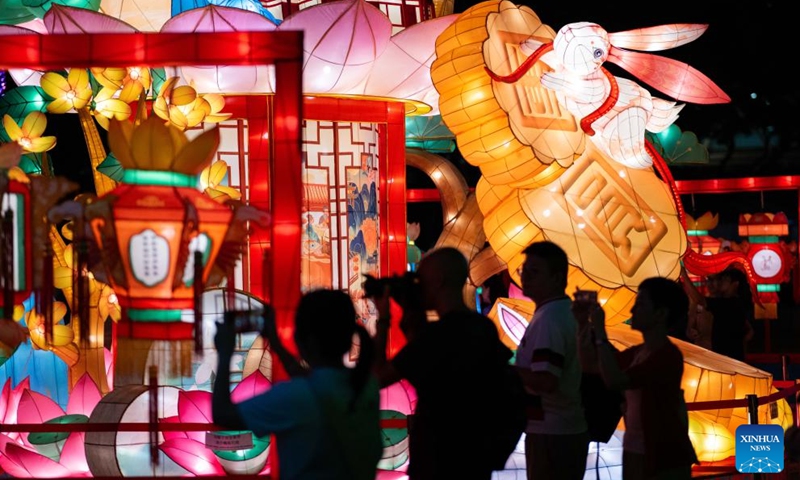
[85,116,233,342]
[738,212,791,319]
[0,177,32,313]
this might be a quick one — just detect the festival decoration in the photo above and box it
[483,9,729,169]
[405,115,455,153]
[199,160,242,203]
[152,77,231,130]
[2,112,56,153]
[739,212,792,319]
[0,374,100,477]
[85,116,234,340]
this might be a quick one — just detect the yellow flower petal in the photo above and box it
[193,97,212,116]
[13,305,24,321]
[108,119,136,168]
[131,115,176,170]
[172,125,219,174]
[118,81,143,104]
[50,324,75,347]
[73,89,93,110]
[47,98,72,114]
[54,266,73,289]
[95,116,110,130]
[97,99,131,120]
[167,105,188,130]
[158,76,179,98]
[214,185,242,200]
[184,109,206,128]
[153,96,169,121]
[93,87,114,103]
[202,160,228,187]
[40,72,70,98]
[171,86,197,107]
[7,167,29,183]
[203,113,232,124]
[27,136,56,153]
[21,112,47,138]
[2,115,22,141]
[53,344,79,366]
[67,68,90,91]
[204,93,225,113]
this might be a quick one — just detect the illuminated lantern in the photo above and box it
[686,212,723,256]
[739,212,790,320]
[86,116,233,343]
[0,178,32,314]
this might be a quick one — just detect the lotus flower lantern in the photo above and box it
[86,117,234,341]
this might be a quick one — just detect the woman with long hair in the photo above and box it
[213,289,382,480]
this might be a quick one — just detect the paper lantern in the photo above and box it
[85,117,233,340]
[431,1,573,189]
[160,5,278,94]
[278,0,392,94]
[519,143,687,289]
[482,4,729,170]
[0,178,33,311]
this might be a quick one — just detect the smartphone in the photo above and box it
[573,290,598,304]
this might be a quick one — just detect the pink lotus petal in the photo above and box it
[0,378,11,422]
[377,470,409,480]
[59,432,89,474]
[231,371,271,403]
[160,438,225,475]
[4,378,31,426]
[498,303,528,346]
[279,0,392,94]
[4,443,72,478]
[160,415,190,442]
[18,390,66,424]
[67,374,102,416]
[178,391,212,443]
[379,380,416,415]
[0,440,30,478]
[44,4,138,34]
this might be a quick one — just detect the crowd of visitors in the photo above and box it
[205,240,783,479]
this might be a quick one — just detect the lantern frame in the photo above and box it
[2,178,33,306]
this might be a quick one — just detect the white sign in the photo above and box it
[205,432,254,451]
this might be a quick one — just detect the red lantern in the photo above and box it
[86,117,233,341]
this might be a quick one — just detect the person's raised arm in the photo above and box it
[260,307,308,378]
[212,321,247,430]
[591,306,629,391]
[681,267,706,307]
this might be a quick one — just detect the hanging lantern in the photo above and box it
[0,177,32,315]
[86,116,233,343]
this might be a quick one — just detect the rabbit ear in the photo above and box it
[607,46,730,104]
[608,24,708,52]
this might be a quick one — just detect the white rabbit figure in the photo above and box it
[490,21,730,169]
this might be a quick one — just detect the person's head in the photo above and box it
[631,277,689,337]
[293,289,374,406]
[417,247,469,310]
[705,274,720,297]
[519,241,568,303]
[717,267,752,302]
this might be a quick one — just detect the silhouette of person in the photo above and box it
[515,241,588,480]
[591,277,698,479]
[212,290,382,480]
[372,247,513,479]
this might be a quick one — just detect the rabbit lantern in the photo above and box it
[487,22,730,169]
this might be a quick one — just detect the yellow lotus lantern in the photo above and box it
[85,116,234,342]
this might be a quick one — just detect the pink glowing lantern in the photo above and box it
[0,374,100,477]
[278,0,392,93]
[43,4,139,33]
[159,371,272,476]
[364,14,456,114]
[160,5,278,94]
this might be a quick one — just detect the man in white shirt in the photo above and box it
[515,241,589,480]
